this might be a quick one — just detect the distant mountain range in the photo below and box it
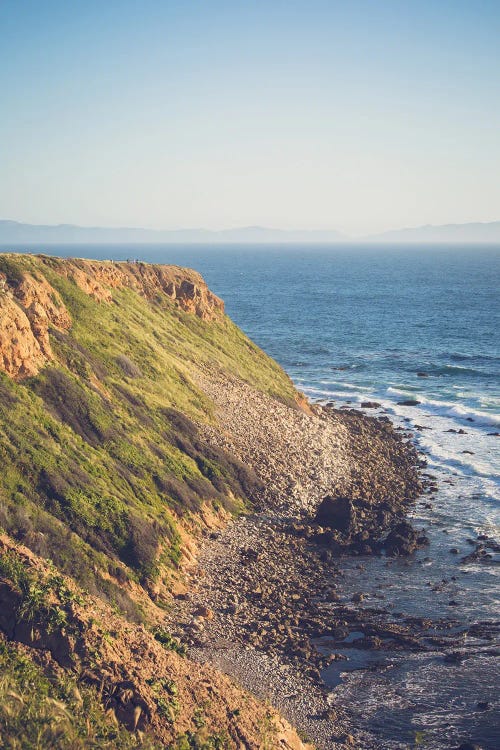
[0,221,345,245]
[0,219,499,245]
[366,221,500,244]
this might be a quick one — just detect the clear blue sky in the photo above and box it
[1,0,499,235]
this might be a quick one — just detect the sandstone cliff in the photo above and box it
[0,255,224,379]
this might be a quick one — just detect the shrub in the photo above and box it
[122,514,160,579]
[152,627,187,656]
[0,256,25,285]
[31,369,116,447]
[116,354,143,378]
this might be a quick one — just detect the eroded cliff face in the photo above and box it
[56,258,224,320]
[0,272,71,378]
[0,255,224,379]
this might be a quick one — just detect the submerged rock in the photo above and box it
[383,521,429,556]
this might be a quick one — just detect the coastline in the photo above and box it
[167,372,432,749]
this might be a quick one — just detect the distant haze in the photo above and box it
[1,2,499,234]
[1,219,499,245]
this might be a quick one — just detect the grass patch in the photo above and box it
[0,635,157,749]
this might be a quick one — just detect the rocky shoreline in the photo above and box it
[166,372,442,749]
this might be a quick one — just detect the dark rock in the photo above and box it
[361,401,381,409]
[314,495,354,534]
[397,399,421,406]
[384,522,428,556]
[476,701,489,711]
[417,372,429,377]
[444,651,465,663]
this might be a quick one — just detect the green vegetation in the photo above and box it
[0,549,84,635]
[152,626,187,656]
[171,731,231,750]
[0,636,157,749]
[0,254,297,614]
[0,254,301,750]
[146,677,180,725]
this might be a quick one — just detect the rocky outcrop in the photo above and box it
[314,495,355,534]
[0,293,47,378]
[52,258,224,321]
[0,272,71,379]
[15,273,72,357]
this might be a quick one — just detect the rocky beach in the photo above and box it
[165,371,463,749]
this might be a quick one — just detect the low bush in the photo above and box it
[31,368,116,447]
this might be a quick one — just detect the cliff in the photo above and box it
[0,252,309,749]
[0,255,224,379]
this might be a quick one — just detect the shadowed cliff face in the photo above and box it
[0,255,224,379]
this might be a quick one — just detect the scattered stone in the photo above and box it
[193,605,214,619]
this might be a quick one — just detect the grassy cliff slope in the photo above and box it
[0,253,308,749]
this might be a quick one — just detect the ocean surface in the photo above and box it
[4,243,499,748]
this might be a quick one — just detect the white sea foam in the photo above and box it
[303,386,365,401]
[386,386,416,396]
[318,380,371,391]
[384,389,500,428]
[418,435,500,487]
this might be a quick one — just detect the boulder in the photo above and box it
[383,521,428,556]
[314,496,355,534]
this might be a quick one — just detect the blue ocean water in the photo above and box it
[4,243,499,748]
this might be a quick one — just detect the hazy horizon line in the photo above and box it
[2,216,500,241]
